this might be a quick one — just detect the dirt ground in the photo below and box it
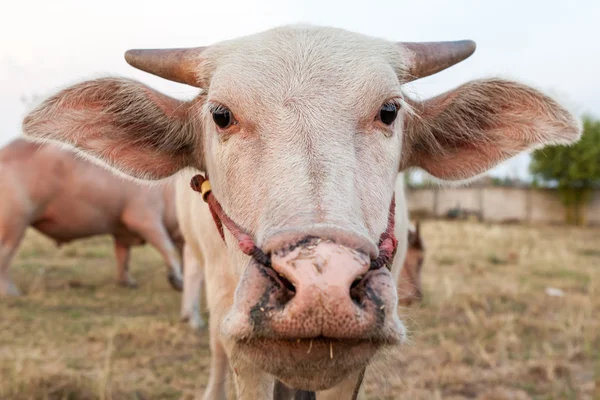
[1,221,598,400]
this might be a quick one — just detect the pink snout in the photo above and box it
[224,238,404,390]
[225,238,403,341]
[268,240,380,338]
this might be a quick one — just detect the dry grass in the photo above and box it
[1,221,598,399]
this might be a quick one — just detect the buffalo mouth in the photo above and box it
[234,336,391,391]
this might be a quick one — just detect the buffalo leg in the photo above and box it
[114,239,137,288]
[127,219,184,291]
[181,242,206,330]
[202,320,229,400]
[0,221,27,297]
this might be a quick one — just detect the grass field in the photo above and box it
[1,221,598,399]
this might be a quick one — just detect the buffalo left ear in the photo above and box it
[22,77,201,180]
[401,78,582,180]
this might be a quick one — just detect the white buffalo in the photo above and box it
[22,24,581,400]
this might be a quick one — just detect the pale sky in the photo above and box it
[2,0,598,179]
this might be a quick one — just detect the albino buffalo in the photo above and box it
[22,25,580,399]
[0,139,184,296]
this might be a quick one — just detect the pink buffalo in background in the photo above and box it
[0,139,184,296]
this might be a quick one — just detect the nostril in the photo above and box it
[350,276,363,290]
[277,272,296,294]
[349,275,365,305]
[261,265,296,298]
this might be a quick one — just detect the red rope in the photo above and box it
[190,173,397,270]
[190,174,271,266]
[371,196,398,270]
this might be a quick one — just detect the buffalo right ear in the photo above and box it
[22,77,202,180]
[401,78,581,180]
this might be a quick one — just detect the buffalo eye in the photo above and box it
[378,102,398,125]
[212,106,234,129]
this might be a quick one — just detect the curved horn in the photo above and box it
[124,47,206,87]
[399,40,476,82]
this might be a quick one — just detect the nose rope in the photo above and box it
[190,174,272,267]
[372,195,398,270]
[190,174,398,271]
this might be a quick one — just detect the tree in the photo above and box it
[530,115,600,225]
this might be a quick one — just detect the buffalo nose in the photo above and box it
[267,239,376,338]
[272,239,370,301]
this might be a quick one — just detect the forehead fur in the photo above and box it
[196,25,409,112]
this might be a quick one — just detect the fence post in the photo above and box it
[479,187,485,221]
[433,187,439,217]
[526,187,533,223]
